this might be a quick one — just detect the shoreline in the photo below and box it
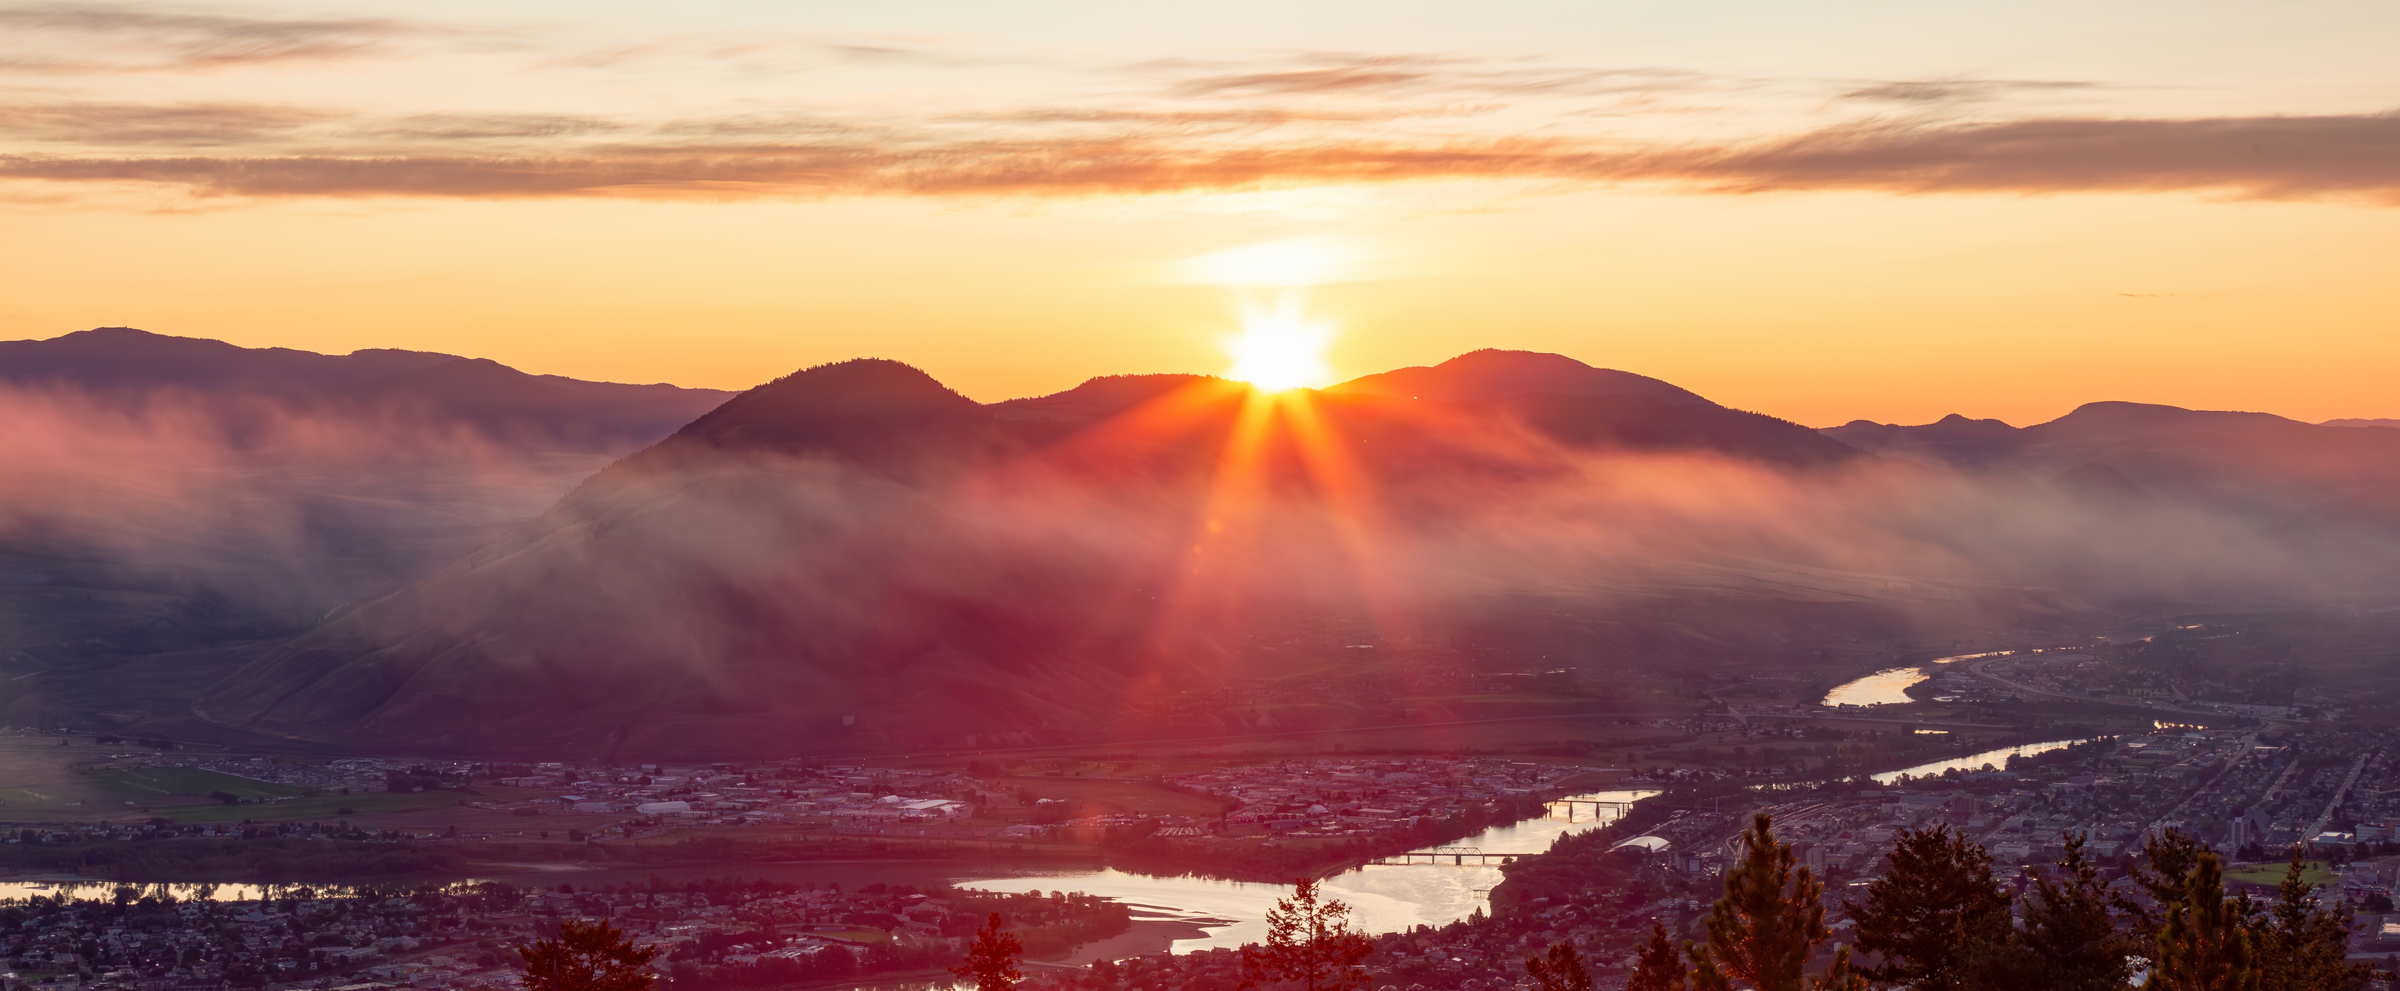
[1036,917,1224,967]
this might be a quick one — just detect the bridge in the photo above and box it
[1365,847,1544,866]
[1548,798,1633,821]
[1361,797,1634,866]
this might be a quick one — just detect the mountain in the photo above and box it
[0,326,457,392]
[1824,401,2400,524]
[32,346,2400,759]
[1,327,733,454]
[315,356,736,455]
[2325,418,2400,429]
[1327,348,1715,405]
[180,356,2012,758]
[1820,413,2022,467]
[0,329,737,722]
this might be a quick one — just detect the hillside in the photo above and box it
[0,329,738,731]
[183,353,2334,759]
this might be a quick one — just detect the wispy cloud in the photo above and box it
[1648,113,2400,200]
[369,113,623,141]
[1162,54,1711,101]
[0,100,331,145]
[1172,58,1440,97]
[543,36,969,74]
[0,3,423,73]
[0,137,1566,197]
[1839,79,2098,104]
[3,111,2395,203]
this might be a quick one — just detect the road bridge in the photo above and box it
[1365,847,1543,866]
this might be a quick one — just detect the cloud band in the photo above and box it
[1,112,2393,202]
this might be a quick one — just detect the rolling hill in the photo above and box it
[182,355,2110,757]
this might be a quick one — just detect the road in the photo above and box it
[2301,753,2372,843]
[2144,733,2256,835]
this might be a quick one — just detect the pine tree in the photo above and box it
[1241,878,1375,991]
[2120,828,2210,949]
[1687,814,1850,991]
[517,918,659,991]
[1627,921,1688,991]
[950,913,1025,991]
[2016,833,2130,991]
[1845,824,2011,991]
[1526,940,1595,991]
[2254,847,2373,991]
[2150,853,2257,991]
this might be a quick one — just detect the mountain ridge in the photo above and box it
[1,327,735,455]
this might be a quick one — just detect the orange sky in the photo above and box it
[2,0,2395,427]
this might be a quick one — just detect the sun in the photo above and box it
[1225,304,1335,392]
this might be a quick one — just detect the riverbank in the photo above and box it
[1043,917,1224,966]
[0,786,1584,887]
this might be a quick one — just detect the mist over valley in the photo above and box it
[6,329,2397,760]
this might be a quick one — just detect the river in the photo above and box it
[1820,651,2007,706]
[958,789,1657,952]
[0,790,1657,952]
[1869,738,2086,784]
[1,740,2091,953]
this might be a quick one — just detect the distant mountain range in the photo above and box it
[1824,403,2400,525]
[190,351,1866,756]
[10,328,2400,758]
[0,327,733,454]
[177,348,2400,758]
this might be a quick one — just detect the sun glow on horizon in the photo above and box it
[1224,299,1336,392]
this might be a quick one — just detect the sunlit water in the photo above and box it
[957,790,1657,952]
[0,792,1654,950]
[1820,651,2006,706]
[0,879,278,903]
[1869,739,2085,784]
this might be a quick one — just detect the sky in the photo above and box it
[0,0,2394,426]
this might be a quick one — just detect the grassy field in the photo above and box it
[2226,860,2334,887]
[1,737,139,818]
[88,765,304,801]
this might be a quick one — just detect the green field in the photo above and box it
[0,786,68,806]
[88,765,306,801]
[2226,860,2334,887]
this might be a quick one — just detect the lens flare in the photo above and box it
[1225,301,1334,392]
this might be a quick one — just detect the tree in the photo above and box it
[1627,922,1688,991]
[2120,828,2210,950]
[2015,833,2130,991]
[1846,824,2011,991]
[1241,878,1375,991]
[1688,814,1854,991]
[1526,941,1595,991]
[2253,847,2372,991]
[517,918,658,991]
[950,912,1024,991]
[2149,853,2256,991]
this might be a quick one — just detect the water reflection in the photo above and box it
[1820,652,2005,707]
[958,790,1657,953]
[0,880,278,903]
[1,791,1664,956]
[1870,739,2084,784]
